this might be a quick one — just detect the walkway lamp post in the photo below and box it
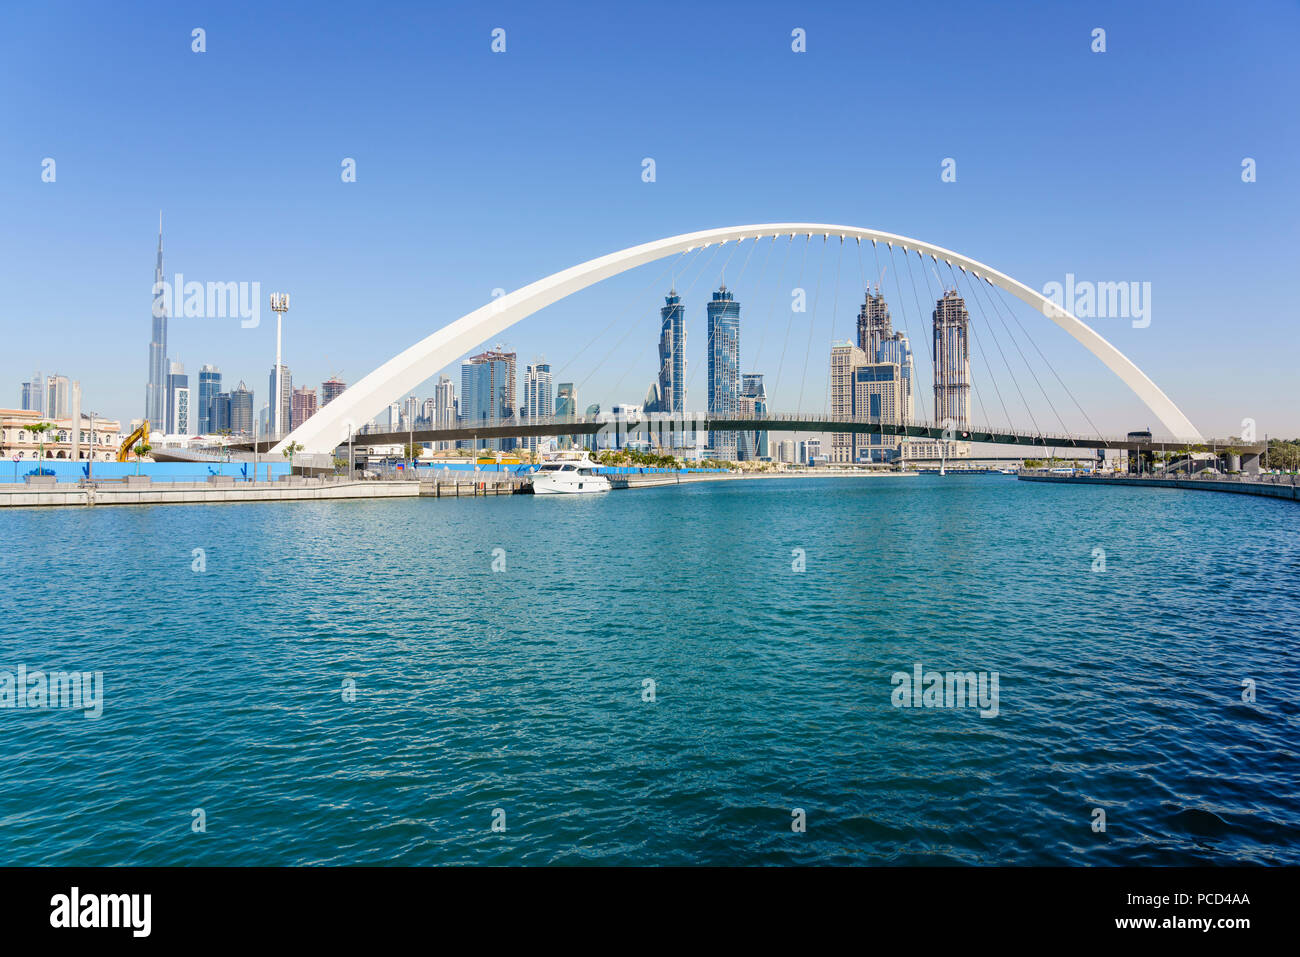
[270,292,290,439]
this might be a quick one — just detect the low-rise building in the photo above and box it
[0,408,123,461]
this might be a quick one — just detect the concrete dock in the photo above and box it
[0,468,916,509]
[0,476,421,508]
[1017,470,1300,502]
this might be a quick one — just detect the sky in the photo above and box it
[1,0,1297,440]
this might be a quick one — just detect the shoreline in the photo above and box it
[0,468,924,509]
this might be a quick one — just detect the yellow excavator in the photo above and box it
[115,421,150,462]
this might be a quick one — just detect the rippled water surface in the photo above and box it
[1,475,1297,865]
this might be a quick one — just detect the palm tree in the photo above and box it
[282,441,304,459]
[133,442,151,475]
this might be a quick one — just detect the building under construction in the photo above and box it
[856,287,892,358]
[932,290,970,430]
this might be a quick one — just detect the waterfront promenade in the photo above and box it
[1018,470,1300,502]
[0,468,915,508]
[0,477,421,508]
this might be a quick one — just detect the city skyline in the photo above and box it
[3,2,1296,440]
[4,0,1299,899]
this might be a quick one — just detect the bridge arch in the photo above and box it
[275,223,1201,453]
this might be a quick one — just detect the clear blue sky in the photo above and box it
[2,0,1297,438]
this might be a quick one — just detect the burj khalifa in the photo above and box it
[144,214,168,429]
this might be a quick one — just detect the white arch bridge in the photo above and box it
[270,223,1224,457]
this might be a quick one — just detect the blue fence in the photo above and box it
[6,461,292,483]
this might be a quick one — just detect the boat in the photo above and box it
[531,450,612,495]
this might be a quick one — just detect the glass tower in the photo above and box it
[706,285,741,460]
[166,362,189,434]
[658,289,686,416]
[738,373,767,461]
[524,362,553,453]
[228,381,254,435]
[460,348,517,451]
[197,364,221,434]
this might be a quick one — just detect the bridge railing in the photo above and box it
[234,411,1261,455]
[393,411,1239,448]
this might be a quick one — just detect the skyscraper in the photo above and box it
[321,376,346,406]
[829,341,868,463]
[170,384,191,436]
[933,290,970,430]
[166,362,189,434]
[460,348,517,450]
[871,329,915,461]
[228,381,254,434]
[292,386,318,430]
[857,287,892,358]
[706,284,741,460]
[523,361,553,453]
[45,374,71,419]
[433,375,456,450]
[658,289,687,418]
[852,363,905,462]
[402,394,420,431]
[268,364,293,436]
[20,379,42,413]
[877,331,914,424]
[737,373,768,461]
[555,382,576,449]
[212,392,231,432]
[197,364,221,434]
[145,215,168,430]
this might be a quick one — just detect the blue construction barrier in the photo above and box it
[5,461,292,483]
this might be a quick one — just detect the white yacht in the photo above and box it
[531,450,612,495]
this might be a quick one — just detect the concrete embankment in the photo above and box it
[0,478,421,508]
[1017,471,1300,502]
[0,468,916,509]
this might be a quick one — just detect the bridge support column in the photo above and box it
[1241,451,1261,475]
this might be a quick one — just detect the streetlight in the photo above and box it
[269,292,290,438]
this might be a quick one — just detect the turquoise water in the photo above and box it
[1,475,1297,865]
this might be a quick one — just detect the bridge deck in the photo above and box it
[230,415,1262,455]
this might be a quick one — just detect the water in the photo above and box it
[1,475,1297,865]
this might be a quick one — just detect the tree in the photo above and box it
[403,442,423,461]
[133,442,152,475]
[1266,438,1300,472]
[281,441,304,459]
[28,421,53,461]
